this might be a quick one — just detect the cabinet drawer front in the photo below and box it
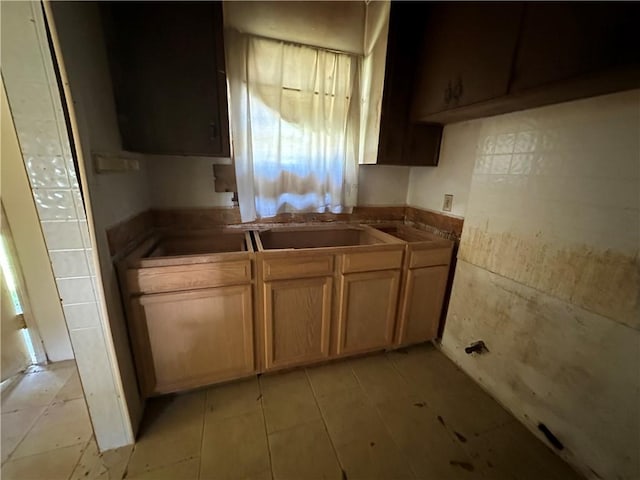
[129,260,251,294]
[342,249,403,273]
[262,255,333,281]
[409,247,452,269]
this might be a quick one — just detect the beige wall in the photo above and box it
[146,155,233,209]
[357,165,410,206]
[223,1,366,54]
[441,90,640,479]
[407,121,479,217]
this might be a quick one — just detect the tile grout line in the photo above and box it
[385,347,510,474]
[257,375,275,480]
[350,355,420,480]
[2,367,70,466]
[197,388,208,480]
[385,349,473,450]
[302,368,347,478]
[65,435,94,480]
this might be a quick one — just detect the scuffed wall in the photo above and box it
[441,90,640,479]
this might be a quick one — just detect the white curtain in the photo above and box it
[225,30,360,222]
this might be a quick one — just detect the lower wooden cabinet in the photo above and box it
[336,270,400,356]
[263,276,332,369]
[396,265,449,345]
[133,285,254,396]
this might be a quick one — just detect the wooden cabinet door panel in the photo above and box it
[264,277,332,369]
[511,3,640,92]
[337,270,400,355]
[398,266,448,345]
[134,285,254,396]
[413,3,523,119]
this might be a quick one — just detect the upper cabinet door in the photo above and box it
[102,1,230,157]
[412,3,524,120]
[510,3,640,92]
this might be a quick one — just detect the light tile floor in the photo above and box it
[1,345,584,479]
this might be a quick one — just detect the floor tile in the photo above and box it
[333,430,414,480]
[306,361,359,397]
[12,397,92,458]
[70,437,132,480]
[126,457,199,480]
[260,370,321,434]
[269,419,342,480]
[316,387,387,447]
[54,369,85,402]
[1,443,85,480]
[126,392,205,477]
[205,377,261,421]
[349,354,414,405]
[375,393,480,479]
[200,410,270,480]
[1,406,45,462]
[464,421,584,480]
[388,346,513,437]
[1,368,72,411]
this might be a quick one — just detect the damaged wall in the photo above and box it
[441,90,640,479]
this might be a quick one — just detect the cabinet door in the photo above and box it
[263,277,332,370]
[133,285,254,396]
[397,266,449,345]
[102,1,230,156]
[337,270,400,355]
[376,2,428,165]
[412,3,523,119]
[511,3,640,92]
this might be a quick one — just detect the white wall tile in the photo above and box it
[33,188,76,220]
[40,221,84,250]
[69,327,129,451]
[49,250,91,278]
[56,277,96,305]
[72,189,86,219]
[14,119,63,156]
[444,90,640,480]
[63,303,100,330]
[25,155,70,188]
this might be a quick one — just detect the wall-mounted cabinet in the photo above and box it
[412,2,640,124]
[101,1,230,157]
[412,3,523,120]
[376,2,442,167]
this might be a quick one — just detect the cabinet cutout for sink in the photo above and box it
[256,225,398,250]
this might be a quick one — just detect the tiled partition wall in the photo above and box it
[1,2,133,449]
[441,90,640,479]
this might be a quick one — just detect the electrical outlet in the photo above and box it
[443,194,453,212]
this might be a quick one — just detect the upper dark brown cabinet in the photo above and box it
[510,3,640,92]
[412,3,524,121]
[377,2,442,166]
[412,2,639,124]
[101,1,230,157]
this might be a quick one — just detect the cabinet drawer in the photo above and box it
[128,260,251,294]
[262,255,334,281]
[409,247,452,268]
[342,249,403,273]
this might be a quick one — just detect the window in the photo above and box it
[225,31,360,221]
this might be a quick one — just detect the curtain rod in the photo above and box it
[225,27,364,57]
